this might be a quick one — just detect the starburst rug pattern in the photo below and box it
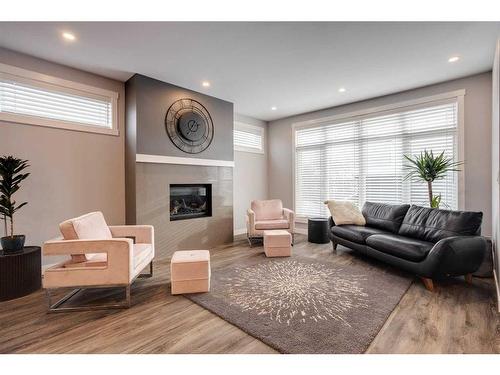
[185,255,412,353]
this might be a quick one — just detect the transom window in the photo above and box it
[234,122,264,153]
[294,96,462,218]
[0,63,118,135]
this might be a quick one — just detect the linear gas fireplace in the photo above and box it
[170,184,212,221]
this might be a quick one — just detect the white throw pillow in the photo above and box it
[324,200,366,226]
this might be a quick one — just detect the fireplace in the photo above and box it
[170,184,212,221]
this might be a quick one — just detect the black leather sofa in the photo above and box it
[328,202,487,291]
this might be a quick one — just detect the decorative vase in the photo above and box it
[1,235,26,253]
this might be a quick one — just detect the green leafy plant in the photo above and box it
[0,156,30,238]
[404,150,462,209]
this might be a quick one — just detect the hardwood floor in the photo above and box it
[0,235,498,354]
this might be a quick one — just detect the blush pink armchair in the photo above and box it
[246,199,295,246]
[43,211,154,312]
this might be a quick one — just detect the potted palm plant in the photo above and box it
[404,150,463,209]
[0,156,30,253]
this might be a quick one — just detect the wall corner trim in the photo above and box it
[136,153,235,167]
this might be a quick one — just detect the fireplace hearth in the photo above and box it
[170,184,212,221]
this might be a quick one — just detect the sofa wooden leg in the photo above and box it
[420,277,435,292]
[465,273,473,284]
[332,242,338,251]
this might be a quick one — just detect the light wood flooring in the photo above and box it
[0,235,498,354]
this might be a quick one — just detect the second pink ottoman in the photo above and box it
[263,230,292,257]
[170,250,211,295]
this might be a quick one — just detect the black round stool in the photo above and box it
[307,218,330,244]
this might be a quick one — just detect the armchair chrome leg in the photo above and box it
[46,285,132,313]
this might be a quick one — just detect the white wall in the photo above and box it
[268,72,493,236]
[0,48,126,265]
[233,114,268,234]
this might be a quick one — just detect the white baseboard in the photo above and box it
[234,228,247,236]
[494,269,500,313]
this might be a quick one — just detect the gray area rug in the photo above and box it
[186,255,413,354]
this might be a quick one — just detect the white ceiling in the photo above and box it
[0,22,499,121]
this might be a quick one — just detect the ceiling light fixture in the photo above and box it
[202,81,210,87]
[62,32,76,41]
[448,56,460,63]
[338,87,346,93]
[271,106,277,111]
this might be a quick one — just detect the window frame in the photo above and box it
[0,63,119,136]
[234,121,265,154]
[292,90,465,222]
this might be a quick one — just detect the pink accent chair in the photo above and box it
[246,199,295,246]
[43,211,154,312]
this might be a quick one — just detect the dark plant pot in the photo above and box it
[1,235,25,253]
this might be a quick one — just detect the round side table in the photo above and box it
[0,246,41,302]
[308,218,330,244]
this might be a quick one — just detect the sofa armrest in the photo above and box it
[109,225,154,245]
[328,216,336,228]
[43,238,134,286]
[246,208,255,226]
[283,208,295,232]
[44,238,133,271]
[246,208,256,236]
[421,236,487,278]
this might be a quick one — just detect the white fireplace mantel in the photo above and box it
[136,153,235,168]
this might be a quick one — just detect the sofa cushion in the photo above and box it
[59,211,112,262]
[362,202,410,233]
[255,219,289,230]
[324,200,366,225]
[398,205,483,243]
[251,199,283,220]
[331,225,388,244]
[366,233,434,262]
[134,244,152,270]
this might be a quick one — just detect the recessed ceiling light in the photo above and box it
[62,32,76,41]
[448,56,460,63]
[202,81,210,87]
[271,106,277,111]
[338,87,346,93]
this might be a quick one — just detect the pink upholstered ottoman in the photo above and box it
[263,230,292,257]
[170,250,211,295]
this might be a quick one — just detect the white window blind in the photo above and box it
[295,99,459,218]
[0,64,118,135]
[234,122,264,153]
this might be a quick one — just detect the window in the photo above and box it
[0,63,118,135]
[294,93,463,218]
[234,122,264,153]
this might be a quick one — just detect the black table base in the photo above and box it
[0,246,41,302]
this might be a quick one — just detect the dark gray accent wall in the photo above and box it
[130,74,234,161]
[125,76,138,225]
[125,74,234,259]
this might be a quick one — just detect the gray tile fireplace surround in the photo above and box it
[135,162,233,259]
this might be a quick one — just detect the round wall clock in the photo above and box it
[165,98,214,154]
